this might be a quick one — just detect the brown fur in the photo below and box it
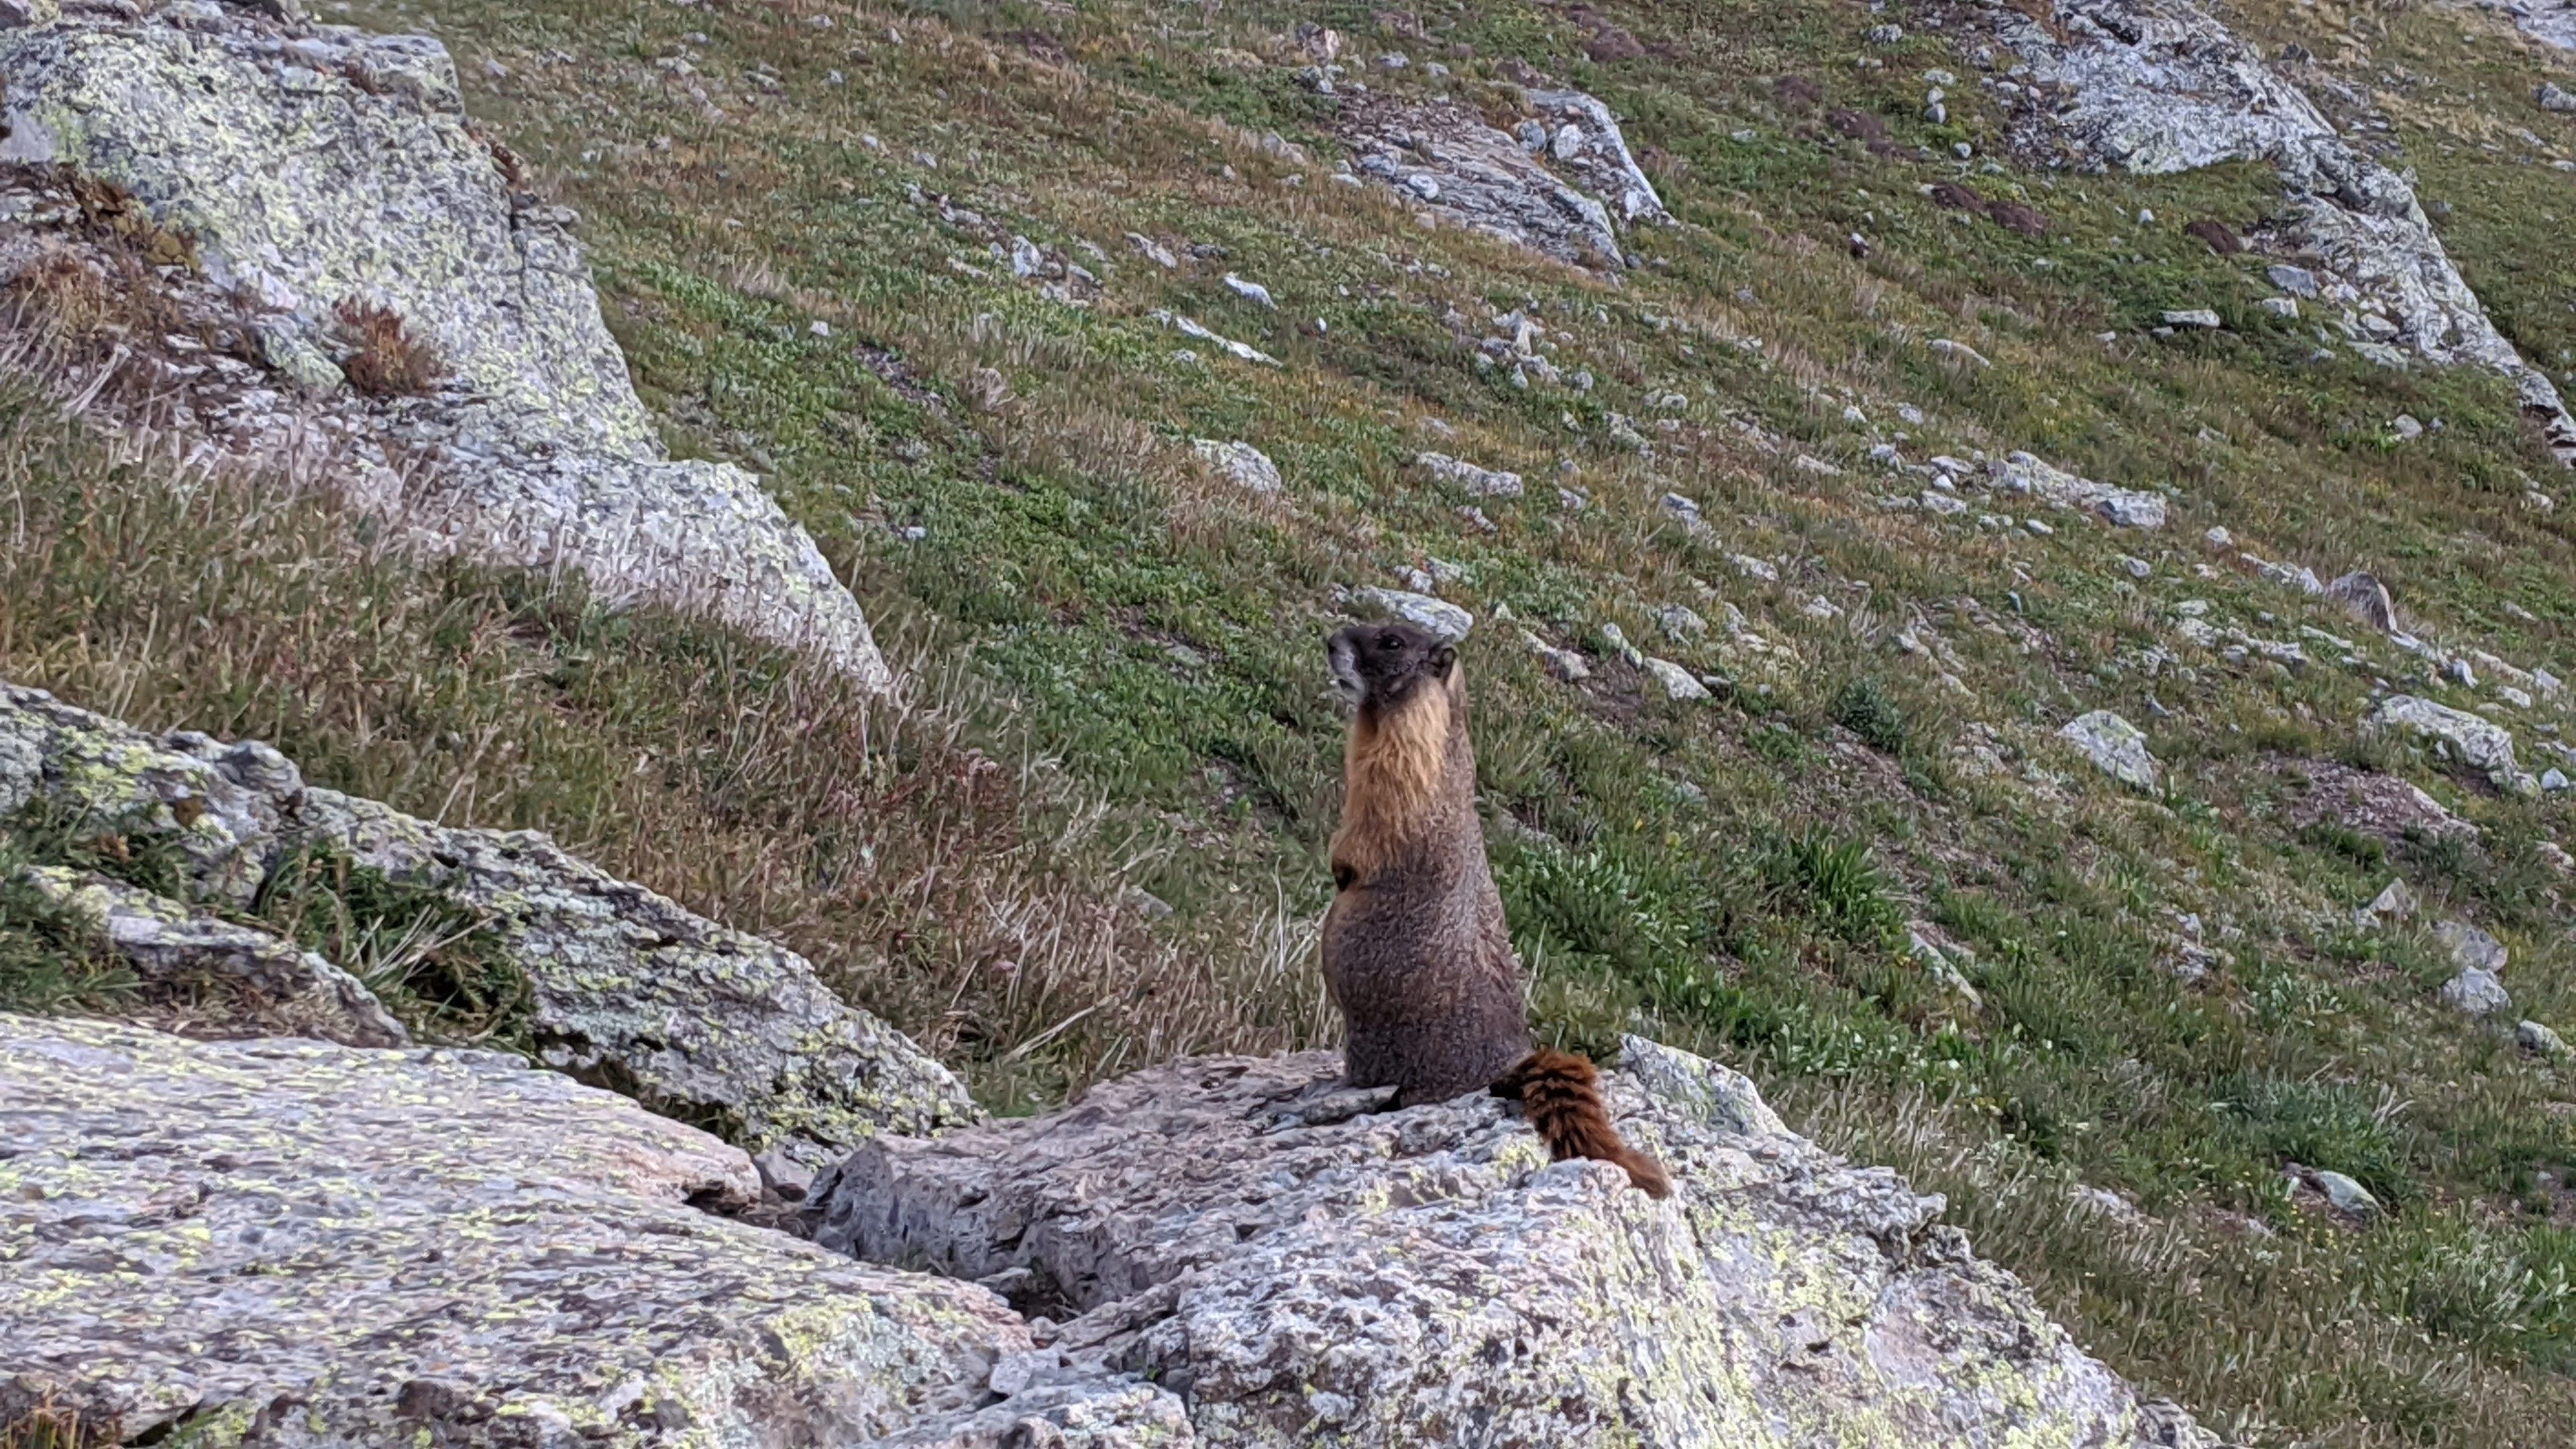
[1491,1049,1673,1198]
[1320,625,1674,1197]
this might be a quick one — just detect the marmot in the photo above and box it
[1322,621,1672,1197]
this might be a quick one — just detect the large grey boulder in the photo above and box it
[2365,694,2532,793]
[807,1040,2214,1447]
[0,3,894,684]
[0,1013,1035,1446]
[1,680,977,1161]
[1989,0,2575,464]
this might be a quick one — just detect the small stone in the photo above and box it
[1729,553,1780,584]
[2390,414,2424,441]
[2311,1170,2379,1216]
[1867,23,1903,46]
[1223,273,1277,309]
[1523,630,1592,682]
[2363,879,2415,921]
[2440,967,2512,1017]
[0,0,61,29]
[1192,439,1283,494]
[751,1146,816,1201]
[2518,1020,2570,1059]
[1128,233,1179,268]
[1642,657,1711,700]
[1415,451,1523,498]
[2204,526,2233,548]
[1353,588,1473,641]
[2258,297,2300,318]
[2161,309,2222,329]
[2434,920,2507,975]
[1657,604,1709,640]
[2266,264,2319,297]
[2123,556,2153,579]
[2324,571,2395,633]
[2546,767,2571,792]
[2059,710,2158,790]
[2539,82,2576,114]
[2367,695,2529,793]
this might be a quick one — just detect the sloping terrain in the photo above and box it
[3,0,2575,1442]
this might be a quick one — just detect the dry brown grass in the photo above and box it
[331,297,444,396]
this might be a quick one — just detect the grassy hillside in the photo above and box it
[8,0,2576,1440]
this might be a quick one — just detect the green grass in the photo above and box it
[5,0,2573,1437]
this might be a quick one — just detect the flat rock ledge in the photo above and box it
[0,1014,1032,1448]
[808,1038,2216,1448]
[1,679,977,1161]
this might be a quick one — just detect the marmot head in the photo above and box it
[1328,621,1457,714]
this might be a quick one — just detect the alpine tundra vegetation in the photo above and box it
[2,0,2576,1441]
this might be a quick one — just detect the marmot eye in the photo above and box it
[1377,632,1403,651]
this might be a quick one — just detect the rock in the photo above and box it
[2060,710,2160,790]
[0,1014,1042,1446]
[1415,450,1525,497]
[2310,1169,2380,1216]
[1192,439,1283,494]
[0,0,54,27]
[2440,967,2512,1017]
[2390,413,2424,441]
[1522,629,1593,682]
[2161,309,2223,329]
[1929,337,1993,368]
[1657,603,1709,640]
[2540,82,2576,114]
[1152,310,1280,366]
[1641,657,1711,700]
[1220,272,1275,309]
[2365,695,2531,792]
[1990,451,2166,529]
[0,681,977,1158]
[1661,492,1709,531]
[2434,920,2507,975]
[808,1041,2213,1446]
[2266,264,2319,297]
[2520,1020,2571,1059]
[2257,295,2299,317]
[1989,0,2576,466]
[2324,570,2396,632]
[1127,231,1179,268]
[17,867,408,1048]
[2548,767,2571,792]
[2362,877,2416,922]
[1334,86,1666,268]
[0,9,898,684]
[1350,587,1472,641]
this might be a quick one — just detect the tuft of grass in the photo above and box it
[331,297,444,396]
[1831,675,1907,754]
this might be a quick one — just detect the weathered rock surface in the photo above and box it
[2062,709,2161,790]
[1193,439,1283,494]
[1336,85,1668,267]
[1990,451,2167,528]
[2365,694,2532,793]
[0,1013,1030,1447]
[0,1,894,683]
[1992,0,2576,463]
[17,865,409,1047]
[1348,586,1472,640]
[1,680,977,1160]
[808,1040,2213,1447]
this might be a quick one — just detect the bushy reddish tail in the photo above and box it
[1492,1048,1673,1198]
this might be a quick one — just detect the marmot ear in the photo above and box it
[1430,643,1458,674]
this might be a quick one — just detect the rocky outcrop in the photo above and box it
[807,1039,2214,1447]
[0,0,895,682]
[0,1013,1030,1447]
[1334,85,1669,268]
[2061,710,2161,790]
[1,680,977,1161]
[2365,694,2534,794]
[1986,0,2576,463]
[17,865,409,1047]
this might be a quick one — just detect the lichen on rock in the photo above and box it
[0,1012,1026,1447]
[806,1038,2215,1446]
[1,679,979,1159]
